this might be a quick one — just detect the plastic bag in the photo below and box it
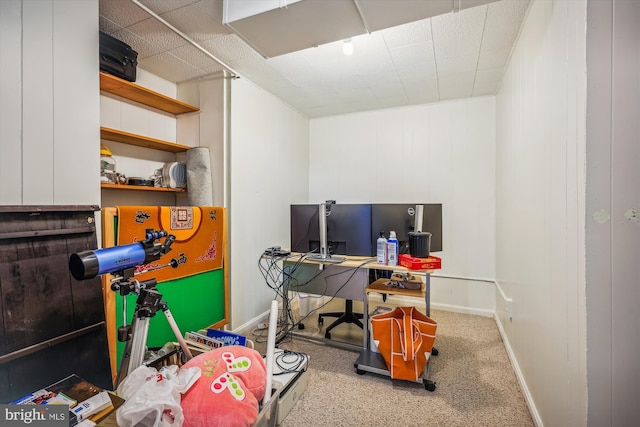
[116,364,201,427]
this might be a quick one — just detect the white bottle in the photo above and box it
[376,232,388,264]
[387,231,399,266]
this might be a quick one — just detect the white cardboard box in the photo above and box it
[265,350,309,425]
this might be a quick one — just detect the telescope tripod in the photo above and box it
[113,278,193,388]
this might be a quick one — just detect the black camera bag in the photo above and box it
[99,31,138,82]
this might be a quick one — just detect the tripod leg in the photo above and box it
[115,316,150,388]
[129,317,150,372]
[162,305,193,361]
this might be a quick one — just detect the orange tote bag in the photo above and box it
[371,306,437,381]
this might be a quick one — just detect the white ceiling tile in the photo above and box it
[431,5,487,42]
[299,83,339,99]
[160,4,229,42]
[477,48,511,70]
[472,67,503,95]
[126,17,189,51]
[436,53,479,75]
[139,51,205,82]
[482,0,530,50]
[168,44,224,75]
[359,70,399,88]
[139,0,199,15]
[267,55,318,87]
[388,42,435,69]
[235,61,298,90]
[403,78,441,103]
[370,81,407,100]
[433,36,481,60]
[395,59,439,81]
[99,16,124,34]
[325,76,369,95]
[381,19,433,48]
[193,0,225,23]
[438,71,475,100]
[199,34,261,65]
[100,0,150,27]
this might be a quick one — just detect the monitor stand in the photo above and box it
[307,254,345,264]
[307,201,345,264]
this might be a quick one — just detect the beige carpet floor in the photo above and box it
[245,299,534,427]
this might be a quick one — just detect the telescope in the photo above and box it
[69,229,175,281]
[68,229,192,386]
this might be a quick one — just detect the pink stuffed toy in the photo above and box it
[180,346,267,427]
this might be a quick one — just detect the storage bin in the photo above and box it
[253,383,281,427]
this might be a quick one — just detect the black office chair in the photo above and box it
[318,299,363,339]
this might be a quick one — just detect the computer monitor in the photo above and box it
[370,204,442,255]
[290,204,372,257]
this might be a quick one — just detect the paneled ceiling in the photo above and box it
[99,0,530,118]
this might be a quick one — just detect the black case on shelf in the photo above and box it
[99,31,138,82]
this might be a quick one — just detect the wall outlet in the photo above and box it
[257,322,269,330]
[505,299,513,320]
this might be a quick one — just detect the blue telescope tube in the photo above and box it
[69,243,147,280]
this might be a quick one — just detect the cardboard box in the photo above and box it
[398,254,441,270]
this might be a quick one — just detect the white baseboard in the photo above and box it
[431,302,494,318]
[233,310,270,334]
[494,313,543,427]
[367,293,494,318]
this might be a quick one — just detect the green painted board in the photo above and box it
[115,269,225,364]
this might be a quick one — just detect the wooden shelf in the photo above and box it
[100,127,190,153]
[366,278,425,298]
[101,183,186,193]
[99,72,199,115]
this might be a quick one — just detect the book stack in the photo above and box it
[204,328,248,347]
[184,331,224,355]
[9,374,121,426]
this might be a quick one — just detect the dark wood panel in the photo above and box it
[0,206,112,402]
[0,329,113,402]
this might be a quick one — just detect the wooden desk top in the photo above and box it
[286,253,433,274]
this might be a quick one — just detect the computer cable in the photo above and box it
[287,257,376,331]
[273,349,308,375]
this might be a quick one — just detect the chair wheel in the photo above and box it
[298,323,305,330]
[356,369,366,375]
[432,347,439,356]
[318,317,324,325]
[325,332,331,339]
[424,380,436,392]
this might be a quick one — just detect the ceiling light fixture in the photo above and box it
[343,39,353,56]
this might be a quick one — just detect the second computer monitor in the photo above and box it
[370,204,443,255]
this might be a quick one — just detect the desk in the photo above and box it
[283,254,434,354]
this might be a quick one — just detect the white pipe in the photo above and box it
[262,299,279,405]
[130,0,240,78]
[414,204,424,232]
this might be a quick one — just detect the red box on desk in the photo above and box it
[398,254,442,270]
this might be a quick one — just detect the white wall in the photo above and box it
[309,97,496,314]
[0,0,99,206]
[585,1,640,425]
[229,78,309,329]
[495,1,587,425]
